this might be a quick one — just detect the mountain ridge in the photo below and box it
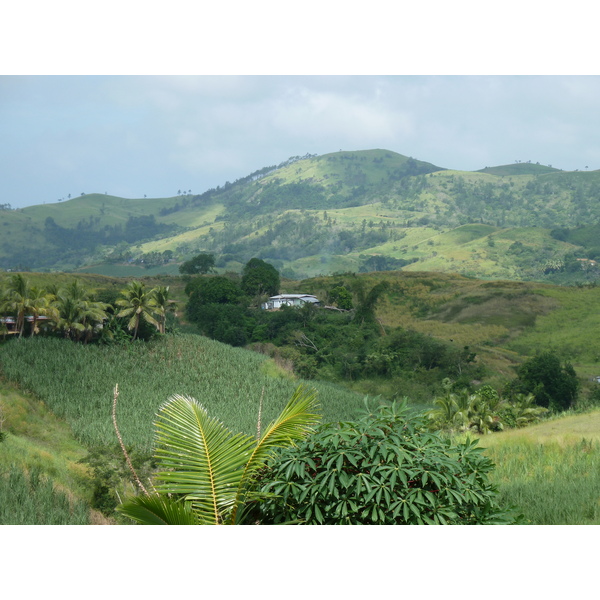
[2,149,600,284]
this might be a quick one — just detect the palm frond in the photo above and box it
[230,385,320,522]
[117,493,199,525]
[151,394,257,524]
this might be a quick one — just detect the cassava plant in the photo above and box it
[255,399,519,525]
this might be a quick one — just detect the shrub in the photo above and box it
[256,400,518,525]
[506,351,579,411]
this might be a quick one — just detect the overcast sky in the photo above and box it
[2,75,600,208]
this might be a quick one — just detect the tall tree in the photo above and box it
[27,286,58,337]
[352,280,389,326]
[116,281,159,341]
[179,253,216,275]
[241,258,280,297]
[5,274,32,337]
[151,285,173,335]
[508,351,579,411]
[54,281,108,341]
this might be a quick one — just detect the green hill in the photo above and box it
[476,162,562,176]
[2,149,600,285]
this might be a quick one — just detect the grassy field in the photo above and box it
[475,410,600,524]
[2,331,599,525]
[0,335,368,452]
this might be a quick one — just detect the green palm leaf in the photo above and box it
[117,385,320,525]
[117,494,199,525]
[230,385,320,522]
[151,394,258,524]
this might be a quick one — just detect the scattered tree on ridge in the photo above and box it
[179,253,216,275]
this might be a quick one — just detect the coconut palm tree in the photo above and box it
[53,282,109,341]
[150,285,173,334]
[4,274,32,337]
[115,281,159,341]
[117,385,320,525]
[508,393,548,428]
[27,286,58,337]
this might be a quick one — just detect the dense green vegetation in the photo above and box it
[256,400,517,525]
[0,464,90,525]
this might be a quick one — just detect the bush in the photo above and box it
[506,352,579,411]
[255,400,518,525]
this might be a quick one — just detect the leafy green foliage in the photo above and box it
[327,285,353,310]
[78,444,156,517]
[241,258,280,297]
[506,352,579,411]
[178,252,216,275]
[185,275,245,306]
[256,400,518,524]
[427,381,548,434]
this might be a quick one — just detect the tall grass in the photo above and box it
[0,335,367,453]
[0,463,90,525]
[473,411,600,524]
[485,440,600,524]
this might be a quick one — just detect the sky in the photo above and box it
[2,75,600,208]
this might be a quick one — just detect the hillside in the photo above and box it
[2,269,600,525]
[2,149,600,284]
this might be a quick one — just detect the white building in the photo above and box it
[261,294,320,310]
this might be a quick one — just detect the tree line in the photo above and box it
[0,274,173,343]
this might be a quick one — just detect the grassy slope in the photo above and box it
[0,335,367,452]
[21,193,182,228]
[283,270,600,393]
[475,410,600,524]
[0,378,108,524]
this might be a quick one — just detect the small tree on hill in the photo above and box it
[179,253,216,275]
[328,285,353,310]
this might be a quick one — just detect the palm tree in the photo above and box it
[4,274,32,337]
[352,281,389,326]
[27,286,58,337]
[54,281,109,341]
[117,385,320,525]
[509,393,548,427]
[150,285,173,334]
[115,281,159,341]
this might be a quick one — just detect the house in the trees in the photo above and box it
[261,294,320,310]
[0,315,50,335]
